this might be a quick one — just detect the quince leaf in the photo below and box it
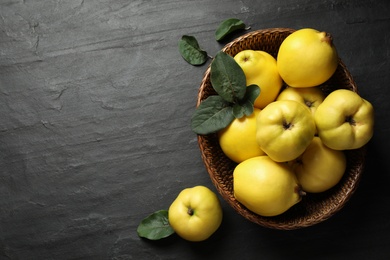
[232,103,245,119]
[210,51,247,103]
[231,85,260,118]
[179,35,208,66]
[215,18,247,41]
[137,210,175,240]
[191,95,235,135]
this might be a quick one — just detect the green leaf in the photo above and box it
[191,95,235,135]
[210,51,247,103]
[232,103,245,119]
[240,85,261,116]
[215,18,247,41]
[231,85,261,118]
[178,35,208,66]
[137,210,175,240]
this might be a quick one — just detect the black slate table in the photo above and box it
[1,1,390,259]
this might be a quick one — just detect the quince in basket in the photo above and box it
[234,155,305,217]
[289,137,347,193]
[276,86,325,117]
[255,100,316,162]
[277,86,325,134]
[314,89,374,150]
[277,28,339,88]
[218,108,265,163]
[234,50,283,109]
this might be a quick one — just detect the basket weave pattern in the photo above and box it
[196,28,366,230]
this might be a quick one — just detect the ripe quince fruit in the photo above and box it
[233,156,304,217]
[289,137,347,193]
[168,186,223,242]
[234,50,283,109]
[277,28,338,88]
[314,89,374,150]
[256,100,316,162]
[218,108,265,163]
[276,86,325,117]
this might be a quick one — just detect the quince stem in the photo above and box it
[295,186,307,197]
[322,32,334,46]
[187,207,194,216]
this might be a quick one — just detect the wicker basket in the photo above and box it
[196,28,366,230]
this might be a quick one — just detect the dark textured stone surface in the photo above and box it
[1,0,389,259]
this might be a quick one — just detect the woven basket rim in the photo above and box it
[196,28,366,230]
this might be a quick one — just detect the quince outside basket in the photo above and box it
[196,28,366,230]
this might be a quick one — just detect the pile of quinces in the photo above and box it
[218,28,375,217]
